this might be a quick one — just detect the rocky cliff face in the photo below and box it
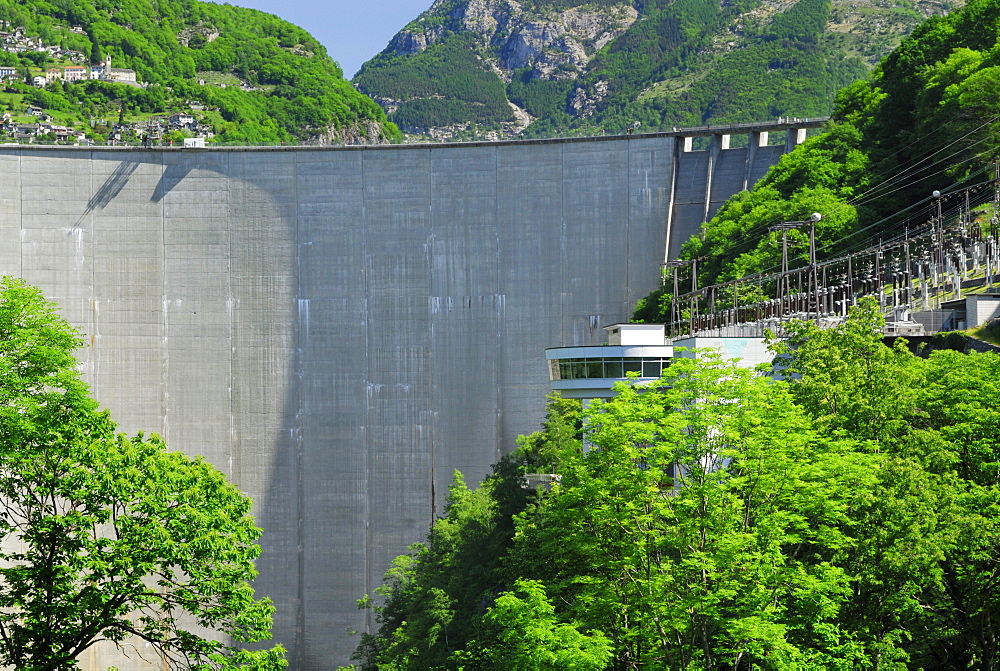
[309,120,395,146]
[499,5,638,77]
[389,0,637,80]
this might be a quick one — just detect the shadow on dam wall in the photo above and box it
[0,126,812,668]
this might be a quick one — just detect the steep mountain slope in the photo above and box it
[0,0,399,144]
[354,0,961,140]
[634,0,1000,322]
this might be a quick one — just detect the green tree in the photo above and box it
[354,466,531,670]
[0,278,285,670]
[514,392,582,472]
[452,579,613,670]
[770,297,918,442]
[769,300,1000,667]
[507,353,874,668]
[163,129,186,145]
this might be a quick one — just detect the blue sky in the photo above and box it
[210,0,432,78]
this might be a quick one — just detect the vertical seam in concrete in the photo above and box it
[665,138,678,262]
[91,153,97,401]
[494,144,502,463]
[360,147,372,640]
[18,150,23,275]
[226,151,236,500]
[158,153,165,443]
[160,154,170,444]
[625,138,631,315]
[293,153,306,669]
[13,150,19,275]
[428,147,435,526]
[560,142,567,344]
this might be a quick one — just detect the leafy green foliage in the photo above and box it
[0,278,284,669]
[452,579,613,669]
[360,302,1000,668]
[0,0,398,142]
[353,468,530,670]
[506,71,574,119]
[514,392,582,472]
[506,353,877,668]
[772,300,1000,666]
[771,299,919,442]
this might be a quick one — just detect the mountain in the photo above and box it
[0,0,400,144]
[354,0,962,140]
[634,0,1000,322]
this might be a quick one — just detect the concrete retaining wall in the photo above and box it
[0,129,799,667]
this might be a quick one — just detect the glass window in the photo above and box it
[552,357,672,381]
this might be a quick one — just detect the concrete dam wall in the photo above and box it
[0,125,814,667]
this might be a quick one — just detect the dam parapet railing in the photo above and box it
[0,117,829,152]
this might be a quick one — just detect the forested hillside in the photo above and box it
[356,303,1000,668]
[354,0,958,140]
[633,0,1000,322]
[0,0,399,144]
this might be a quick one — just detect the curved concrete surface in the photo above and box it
[0,127,805,666]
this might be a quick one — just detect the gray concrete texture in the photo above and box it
[0,130,797,667]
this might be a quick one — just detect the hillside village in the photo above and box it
[0,109,212,145]
[1,25,138,85]
[0,22,216,145]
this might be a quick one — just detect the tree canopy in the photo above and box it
[0,277,284,670]
[358,301,1000,669]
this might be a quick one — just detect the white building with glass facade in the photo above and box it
[546,324,775,401]
[546,323,673,399]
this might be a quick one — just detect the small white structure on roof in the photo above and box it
[605,323,667,346]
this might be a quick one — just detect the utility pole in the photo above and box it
[768,212,822,320]
[904,228,912,307]
[662,258,697,337]
[933,190,944,306]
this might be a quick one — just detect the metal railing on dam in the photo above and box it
[0,123,818,668]
[3,116,827,150]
